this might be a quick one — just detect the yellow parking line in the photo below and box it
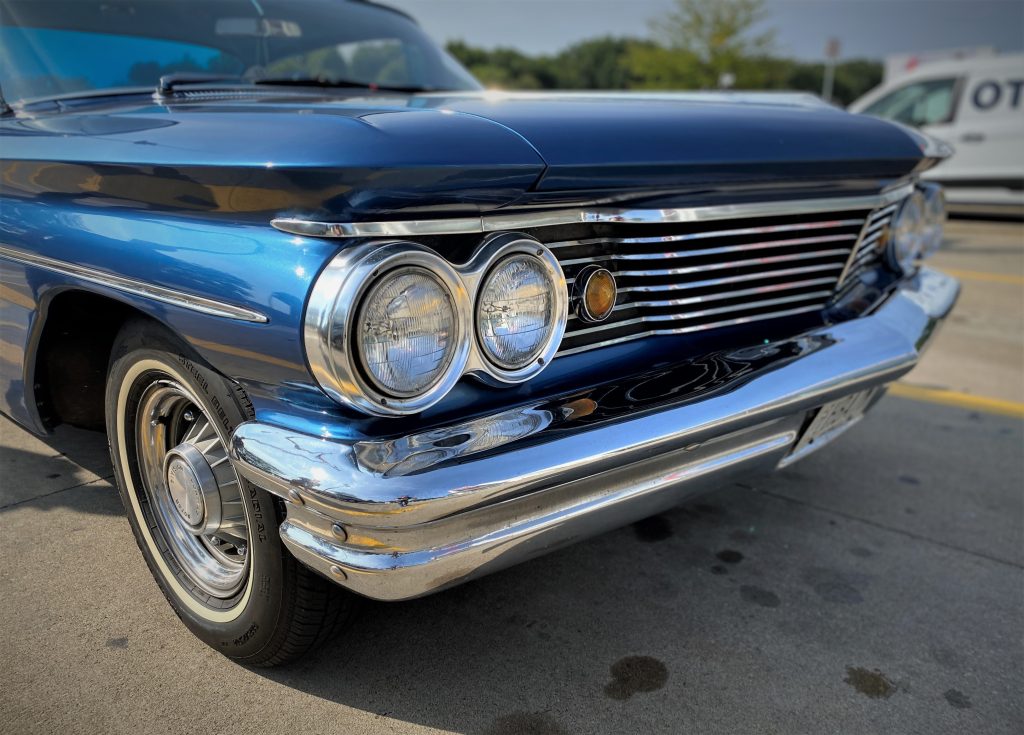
[889,383,1024,419]
[941,268,1024,286]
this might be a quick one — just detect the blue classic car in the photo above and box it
[1,0,958,665]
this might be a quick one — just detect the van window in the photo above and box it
[863,78,959,127]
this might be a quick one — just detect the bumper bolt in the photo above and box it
[331,523,348,542]
[329,565,347,580]
[288,489,304,505]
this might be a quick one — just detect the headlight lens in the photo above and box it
[477,254,558,370]
[888,191,926,273]
[357,267,458,397]
[919,184,947,257]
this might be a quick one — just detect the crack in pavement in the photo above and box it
[757,487,1023,570]
[0,475,116,513]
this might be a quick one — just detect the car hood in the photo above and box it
[415,91,932,191]
[3,89,932,219]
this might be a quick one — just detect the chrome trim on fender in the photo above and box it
[0,244,269,323]
[230,268,959,600]
[270,185,916,239]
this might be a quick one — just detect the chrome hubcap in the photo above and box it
[164,443,222,532]
[135,381,249,599]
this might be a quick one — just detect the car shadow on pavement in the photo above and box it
[257,495,746,735]
[251,400,1024,733]
[0,422,119,513]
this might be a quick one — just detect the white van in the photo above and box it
[850,54,1024,216]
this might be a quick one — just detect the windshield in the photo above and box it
[0,0,482,105]
[862,78,959,127]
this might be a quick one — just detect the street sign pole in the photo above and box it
[823,37,840,102]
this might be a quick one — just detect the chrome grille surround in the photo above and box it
[834,202,900,302]
[274,186,913,363]
[550,202,905,357]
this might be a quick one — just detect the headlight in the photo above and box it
[357,267,458,397]
[477,255,557,369]
[304,243,471,416]
[304,236,566,416]
[474,238,567,381]
[918,183,947,257]
[888,190,926,273]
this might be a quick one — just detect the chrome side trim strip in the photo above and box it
[270,185,915,239]
[0,244,269,323]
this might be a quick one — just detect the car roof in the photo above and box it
[890,52,1024,80]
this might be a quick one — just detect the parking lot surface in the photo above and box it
[1,220,1021,735]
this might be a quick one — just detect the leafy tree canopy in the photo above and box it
[446,0,881,107]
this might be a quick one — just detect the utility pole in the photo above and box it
[822,37,840,103]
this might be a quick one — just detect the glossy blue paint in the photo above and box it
[0,199,344,426]
[0,85,930,438]
[415,92,931,191]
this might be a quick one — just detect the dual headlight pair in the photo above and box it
[305,233,568,416]
[888,183,946,273]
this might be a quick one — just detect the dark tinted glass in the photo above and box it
[0,0,481,103]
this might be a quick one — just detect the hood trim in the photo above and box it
[272,184,915,239]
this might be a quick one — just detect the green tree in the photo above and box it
[552,37,657,89]
[649,0,775,88]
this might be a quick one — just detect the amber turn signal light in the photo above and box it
[575,266,617,323]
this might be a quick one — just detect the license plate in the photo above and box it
[779,389,879,467]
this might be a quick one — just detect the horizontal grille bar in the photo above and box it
[548,217,866,249]
[602,263,846,293]
[567,291,833,337]
[598,276,839,311]
[551,197,907,357]
[557,304,825,356]
[557,233,859,265]
[836,201,901,297]
[613,248,851,278]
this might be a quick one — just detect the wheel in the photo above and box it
[105,319,356,666]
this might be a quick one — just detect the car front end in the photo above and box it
[230,176,958,600]
[0,0,960,663]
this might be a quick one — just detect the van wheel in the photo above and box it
[105,319,356,666]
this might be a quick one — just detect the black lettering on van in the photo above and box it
[1008,79,1024,109]
[973,80,1001,110]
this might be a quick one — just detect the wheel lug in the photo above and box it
[209,536,221,545]
[237,545,248,557]
[183,410,196,422]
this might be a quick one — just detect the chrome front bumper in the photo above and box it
[229,268,959,601]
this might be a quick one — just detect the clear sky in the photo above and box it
[385,0,1024,61]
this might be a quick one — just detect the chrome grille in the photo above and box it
[551,205,899,357]
[834,202,899,301]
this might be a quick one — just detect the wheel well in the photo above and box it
[34,291,147,431]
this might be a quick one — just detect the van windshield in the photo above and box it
[862,78,958,127]
[0,0,481,104]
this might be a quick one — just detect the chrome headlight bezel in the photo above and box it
[305,234,567,417]
[470,235,568,383]
[887,190,927,274]
[304,242,472,416]
[918,182,947,258]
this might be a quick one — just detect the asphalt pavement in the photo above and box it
[1,219,1021,735]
